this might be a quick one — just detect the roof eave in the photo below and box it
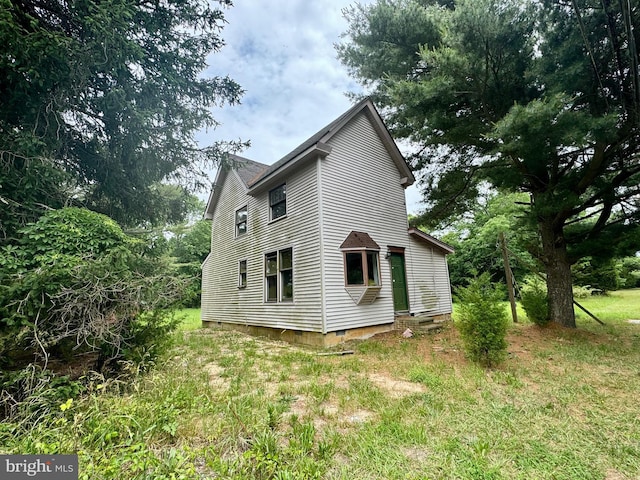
[246,142,332,195]
[317,99,415,188]
[204,168,228,219]
[408,227,455,254]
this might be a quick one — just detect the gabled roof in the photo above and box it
[246,98,415,193]
[408,227,455,254]
[205,98,415,218]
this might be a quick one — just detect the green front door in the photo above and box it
[390,252,409,312]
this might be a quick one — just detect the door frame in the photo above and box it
[388,247,409,313]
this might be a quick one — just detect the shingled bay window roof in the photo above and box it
[339,231,380,251]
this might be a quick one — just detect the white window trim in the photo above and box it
[269,183,287,222]
[235,205,248,238]
[342,249,381,287]
[238,259,247,289]
[264,247,293,303]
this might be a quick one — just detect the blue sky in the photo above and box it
[199,0,422,213]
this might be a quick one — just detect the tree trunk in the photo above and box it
[538,218,576,328]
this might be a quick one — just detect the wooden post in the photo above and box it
[500,243,605,326]
[499,232,518,323]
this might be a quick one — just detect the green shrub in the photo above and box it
[618,256,640,289]
[455,273,509,367]
[573,285,595,299]
[0,208,185,372]
[520,276,550,326]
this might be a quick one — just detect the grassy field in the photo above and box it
[2,290,640,479]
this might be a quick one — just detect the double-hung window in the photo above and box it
[235,206,247,237]
[269,184,286,220]
[265,247,293,302]
[238,260,247,288]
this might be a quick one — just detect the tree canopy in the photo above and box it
[0,0,244,237]
[338,0,640,327]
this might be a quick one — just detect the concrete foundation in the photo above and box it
[202,312,451,347]
[201,321,396,347]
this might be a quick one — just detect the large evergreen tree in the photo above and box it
[0,0,243,237]
[338,0,640,327]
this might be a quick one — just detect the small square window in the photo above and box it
[235,206,247,237]
[269,184,286,220]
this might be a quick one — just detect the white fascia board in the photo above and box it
[246,142,332,195]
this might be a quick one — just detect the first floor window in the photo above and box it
[280,248,293,301]
[344,250,380,286]
[238,260,247,288]
[265,252,278,301]
[265,248,293,302]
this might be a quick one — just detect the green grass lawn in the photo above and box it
[3,290,640,479]
[574,288,640,323]
[176,308,202,331]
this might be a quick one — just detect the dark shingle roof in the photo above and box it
[229,154,269,188]
[339,231,381,250]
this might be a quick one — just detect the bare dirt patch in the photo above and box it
[205,363,229,390]
[368,372,426,397]
[401,446,430,462]
[344,409,375,424]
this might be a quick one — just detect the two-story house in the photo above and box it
[201,99,453,346]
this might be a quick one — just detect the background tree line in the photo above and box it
[421,192,640,295]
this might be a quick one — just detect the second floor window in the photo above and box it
[235,206,247,236]
[269,184,286,220]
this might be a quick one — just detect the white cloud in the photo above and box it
[198,0,422,213]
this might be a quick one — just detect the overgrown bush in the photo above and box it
[520,276,550,326]
[455,273,509,367]
[0,208,185,372]
[573,285,595,299]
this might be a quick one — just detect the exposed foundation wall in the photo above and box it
[202,313,452,347]
[202,321,395,347]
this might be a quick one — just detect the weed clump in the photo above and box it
[455,273,509,367]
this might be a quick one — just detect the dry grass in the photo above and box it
[4,291,640,479]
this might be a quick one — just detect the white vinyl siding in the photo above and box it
[406,238,453,316]
[201,162,323,331]
[202,106,453,336]
[319,111,411,332]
